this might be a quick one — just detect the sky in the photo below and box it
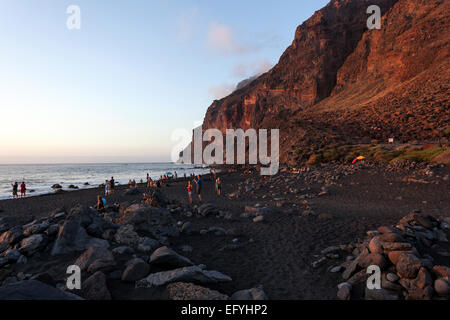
[0,0,330,164]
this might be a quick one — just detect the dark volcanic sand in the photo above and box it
[1,164,449,300]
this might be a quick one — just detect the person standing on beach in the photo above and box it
[174,171,178,180]
[215,177,222,196]
[20,181,26,198]
[11,182,18,199]
[110,177,115,194]
[194,175,203,202]
[105,180,110,196]
[187,181,193,204]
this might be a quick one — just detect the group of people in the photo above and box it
[11,181,27,199]
[104,177,115,196]
[186,171,221,205]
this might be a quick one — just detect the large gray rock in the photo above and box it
[137,237,159,253]
[114,224,139,247]
[74,247,114,271]
[231,286,268,300]
[0,280,83,300]
[136,265,232,288]
[23,222,49,236]
[19,234,46,256]
[149,246,193,268]
[51,220,109,256]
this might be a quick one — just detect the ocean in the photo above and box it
[0,163,208,200]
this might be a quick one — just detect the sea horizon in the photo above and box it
[0,162,208,200]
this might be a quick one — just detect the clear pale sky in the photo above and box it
[0,0,329,164]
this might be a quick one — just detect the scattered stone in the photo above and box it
[434,278,450,296]
[231,286,268,300]
[149,246,193,268]
[136,265,232,288]
[167,282,229,300]
[337,282,352,300]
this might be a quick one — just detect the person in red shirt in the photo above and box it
[187,181,193,204]
[20,181,26,198]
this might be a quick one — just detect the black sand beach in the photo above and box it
[0,162,449,300]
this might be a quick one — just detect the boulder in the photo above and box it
[0,280,82,300]
[3,249,21,262]
[51,206,109,256]
[87,259,116,273]
[149,246,193,268]
[433,265,450,278]
[396,253,422,279]
[136,265,232,288]
[23,223,49,236]
[166,282,229,300]
[379,232,405,243]
[231,286,268,300]
[51,220,108,256]
[399,267,434,300]
[337,282,352,300]
[358,253,387,269]
[387,250,413,265]
[74,247,114,271]
[121,260,150,282]
[79,271,111,300]
[112,246,135,255]
[198,203,219,217]
[137,237,159,253]
[0,226,23,245]
[368,237,383,254]
[114,224,139,247]
[0,241,9,253]
[19,234,46,256]
[434,278,450,296]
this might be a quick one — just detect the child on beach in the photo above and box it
[105,180,111,196]
[215,177,221,196]
[11,182,18,199]
[187,181,193,204]
[20,182,26,198]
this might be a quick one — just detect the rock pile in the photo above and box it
[318,211,449,300]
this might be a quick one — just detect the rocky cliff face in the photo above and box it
[202,0,449,163]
